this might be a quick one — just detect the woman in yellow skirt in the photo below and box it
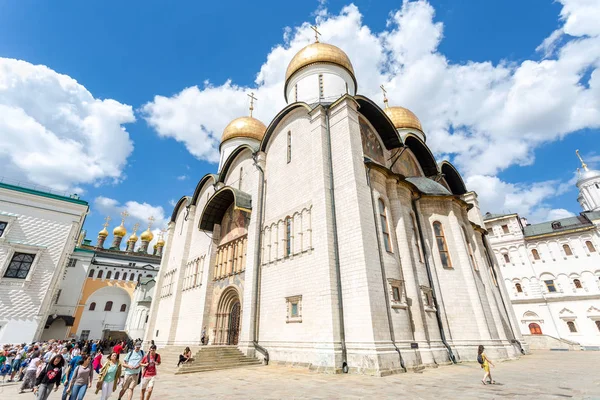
[478,345,495,384]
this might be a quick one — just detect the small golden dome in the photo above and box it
[127,232,138,242]
[157,238,165,246]
[384,106,423,132]
[140,228,154,242]
[285,42,355,83]
[113,224,127,237]
[98,227,109,238]
[221,116,267,144]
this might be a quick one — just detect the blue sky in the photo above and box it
[0,0,599,241]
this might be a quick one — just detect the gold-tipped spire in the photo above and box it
[247,92,257,118]
[311,25,321,43]
[99,216,111,237]
[576,149,589,171]
[380,84,389,109]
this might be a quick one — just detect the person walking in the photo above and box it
[92,351,103,373]
[66,354,94,400]
[61,351,85,400]
[33,354,64,400]
[117,341,144,400]
[96,352,122,400]
[139,345,161,400]
[19,350,41,393]
[477,345,496,385]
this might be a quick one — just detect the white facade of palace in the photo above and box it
[0,181,88,344]
[484,157,600,348]
[145,39,525,375]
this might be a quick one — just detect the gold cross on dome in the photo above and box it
[247,92,257,117]
[147,216,155,230]
[576,149,588,171]
[380,84,389,108]
[132,223,140,234]
[102,216,111,228]
[120,211,129,224]
[311,25,321,43]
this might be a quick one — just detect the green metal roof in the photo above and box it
[483,212,514,221]
[405,177,451,196]
[584,210,600,221]
[0,182,88,206]
[524,215,592,237]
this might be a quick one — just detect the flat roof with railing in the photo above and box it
[0,176,88,206]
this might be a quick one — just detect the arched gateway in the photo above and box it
[214,287,241,345]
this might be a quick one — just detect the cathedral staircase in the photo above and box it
[175,345,262,374]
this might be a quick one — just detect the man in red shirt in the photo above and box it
[113,341,124,355]
[140,345,161,400]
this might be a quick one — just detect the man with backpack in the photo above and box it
[118,341,144,400]
[139,345,161,400]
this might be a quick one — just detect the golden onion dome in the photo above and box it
[285,42,355,84]
[140,228,154,242]
[98,227,109,238]
[127,232,138,242]
[113,224,127,237]
[221,116,267,144]
[157,238,165,246]
[384,106,423,132]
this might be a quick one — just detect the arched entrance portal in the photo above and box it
[214,287,241,345]
[529,323,542,335]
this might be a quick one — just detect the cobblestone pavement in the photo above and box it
[2,350,599,399]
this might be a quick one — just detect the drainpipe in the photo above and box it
[323,106,349,373]
[480,234,525,354]
[251,152,269,365]
[366,165,406,372]
[411,195,456,364]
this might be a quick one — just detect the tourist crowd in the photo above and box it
[0,338,160,400]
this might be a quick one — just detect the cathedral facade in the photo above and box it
[145,39,525,374]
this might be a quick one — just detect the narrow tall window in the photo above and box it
[567,321,577,333]
[515,283,523,293]
[284,217,292,257]
[545,280,557,293]
[239,167,243,190]
[503,253,510,263]
[89,302,96,311]
[318,73,324,100]
[378,199,392,253]
[287,131,292,164]
[433,222,451,268]
[88,269,95,278]
[529,323,542,335]
[106,271,112,280]
[97,270,103,279]
[586,241,596,252]
[115,272,120,280]
[573,279,582,289]
[3,253,35,279]
[120,304,127,312]
[129,273,135,281]
[104,301,113,311]
[0,221,6,237]
[501,224,509,234]
[563,244,573,256]
[138,274,142,282]
[532,249,540,260]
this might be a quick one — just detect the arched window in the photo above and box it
[586,241,596,252]
[129,273,135,281]
[567,321,577,333]
[104,301,113,311]
[88,269,95,278]
[545,280,557,293]
[89,302,96,311]
[503,253,510,263]
[433,222,451,268]
[106,271,112,280]
[531,249,540,260]
[378,199,392,253]
[115,272,120,280]
[515,283,523,293]
[528,323,542,335]
[284,217,292,257]
[120,304,127,312]
[563,244,573,256]
[138,274,142,282]
[287,131,292,163]
[122,272,128,281]
[97,270,103,279]
[573,279,583,289]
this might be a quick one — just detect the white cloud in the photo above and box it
[168,199,177,207]
[176,175,188,181]
[93,196,168,251]
[142,0,600,220]
[0,58,135,192]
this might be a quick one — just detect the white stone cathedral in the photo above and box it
[145,37,525,375]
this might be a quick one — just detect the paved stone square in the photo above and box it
[2,351,599,399]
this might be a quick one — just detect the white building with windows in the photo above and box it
[484,153,600,349]
[0,180,88,344]
[145,38,524,375]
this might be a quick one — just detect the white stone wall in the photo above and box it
[0,187,87,344]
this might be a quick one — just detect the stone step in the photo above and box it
[176,361,262,374]
[180,358,260,368]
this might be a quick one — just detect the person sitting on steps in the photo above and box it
[177,347,193,367]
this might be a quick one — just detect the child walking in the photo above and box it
[477,345,495,385]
